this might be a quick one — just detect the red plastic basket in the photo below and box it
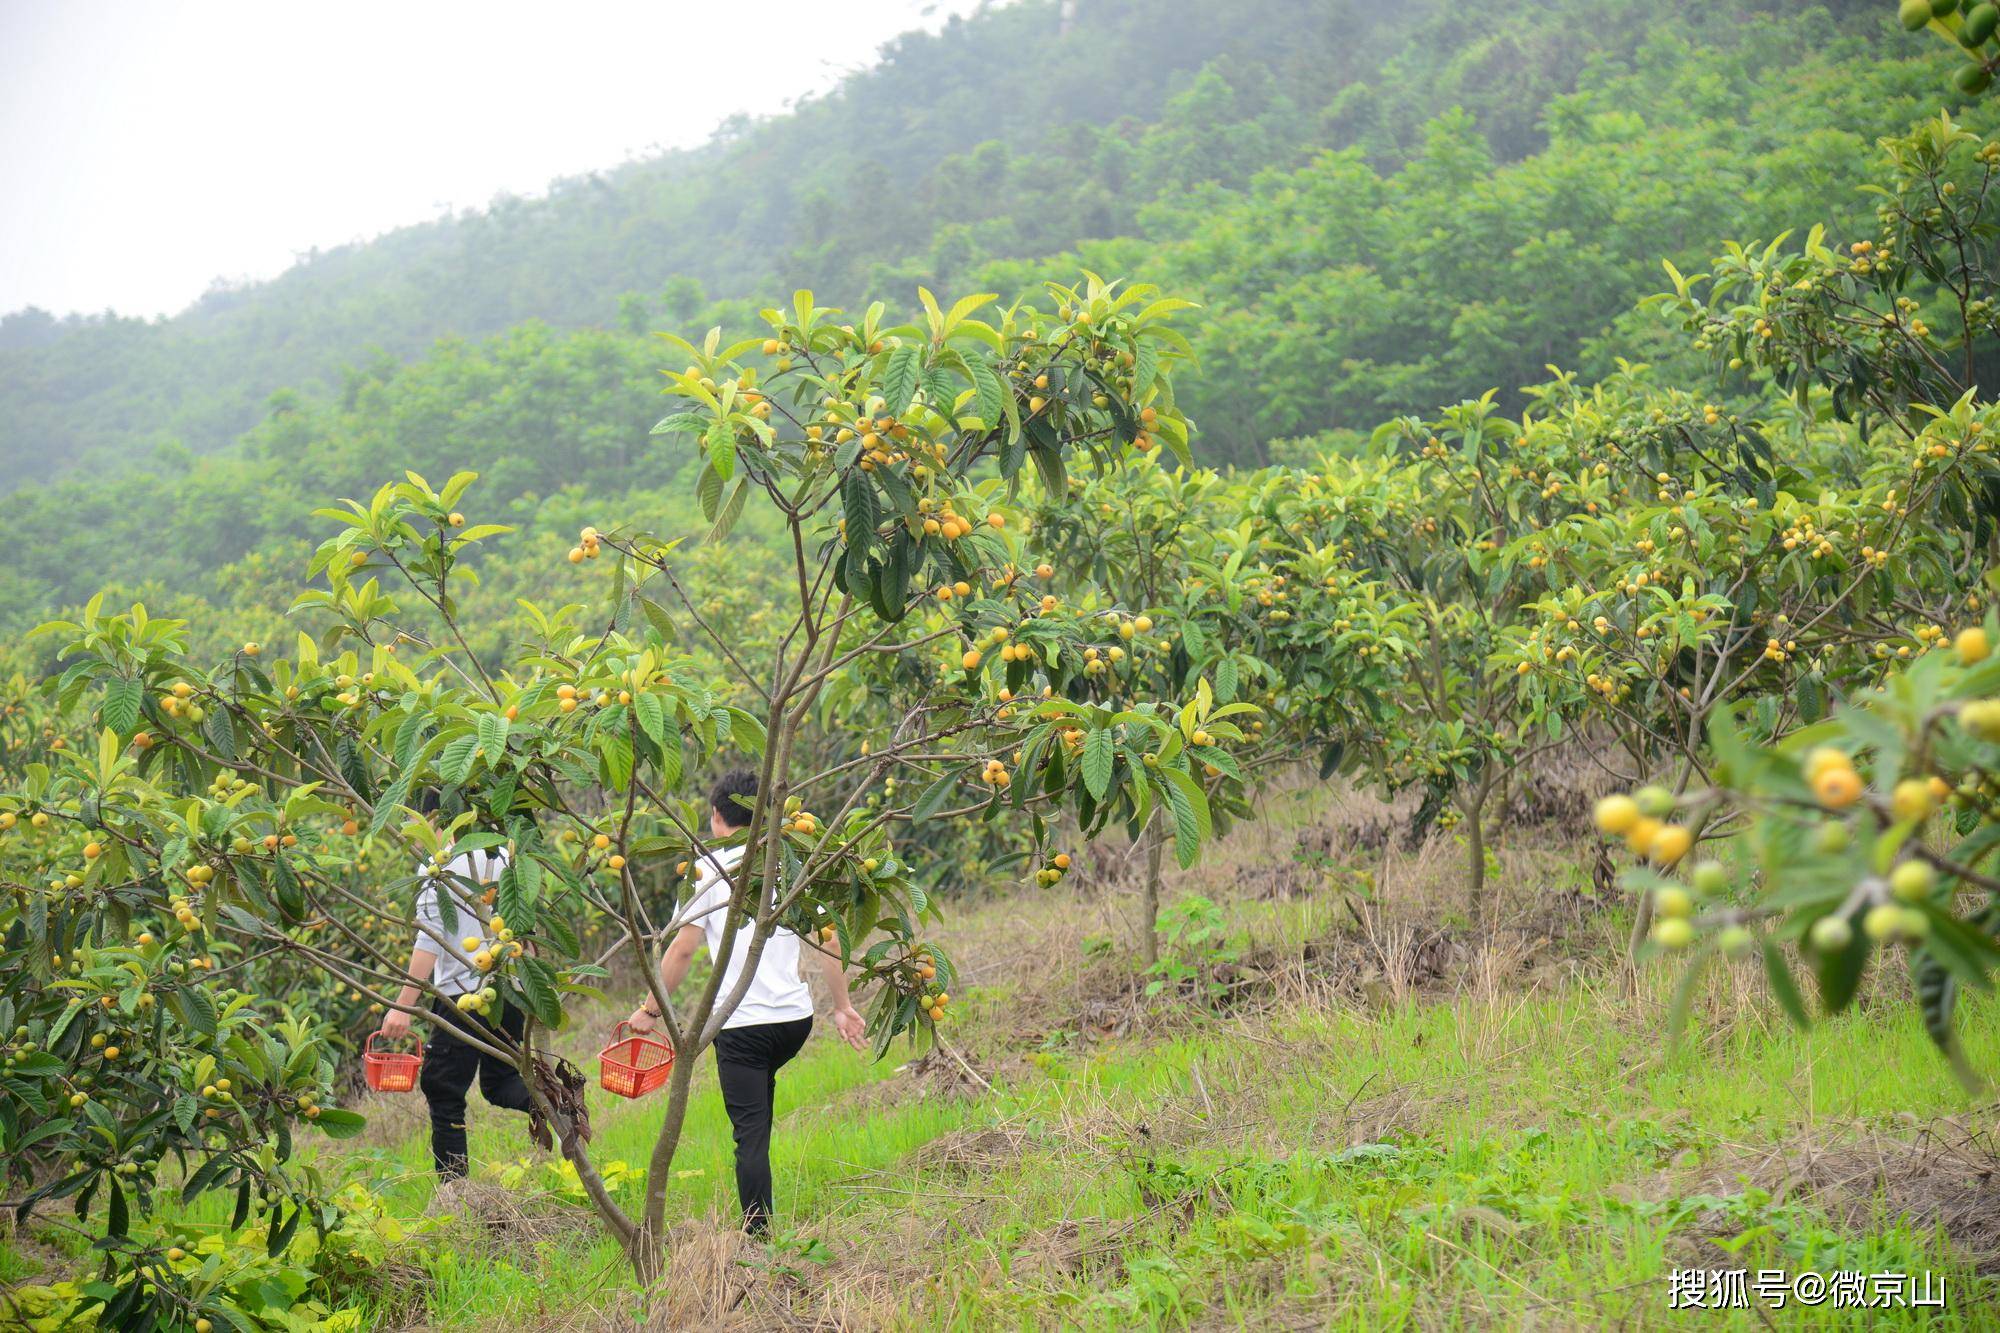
[363,1032,423,1093]
[598,1021,674,1099]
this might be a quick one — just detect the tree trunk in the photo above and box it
[1464,791,1487,928]
[1141,813,1164,970]
[633,1040,703,1280]
[540,1087,643,1278]
[1626,889,1655,969]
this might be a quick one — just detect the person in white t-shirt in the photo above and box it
[379,810,533,1179]
[626,769,866,1234]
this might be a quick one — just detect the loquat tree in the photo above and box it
[1022,463,1275,966]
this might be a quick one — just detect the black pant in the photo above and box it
[713,1017,813,1233]
[420,997,534,1179]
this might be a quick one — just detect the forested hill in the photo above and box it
[0,0,1416,490]
[0,0,1971,652]
[1,0,1885,493]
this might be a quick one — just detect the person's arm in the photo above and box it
[627,924,704,1033]
[381,882,446,1039]
[813,942,868,1052]
[379,947,436,1039]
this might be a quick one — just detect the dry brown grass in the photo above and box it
[921,772,1625,1066]
[1682,1117,2000,1273]
[424,1177,596,1260]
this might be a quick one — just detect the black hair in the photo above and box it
[709,769,758,829]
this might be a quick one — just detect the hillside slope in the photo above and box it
[7,778,1991,1326]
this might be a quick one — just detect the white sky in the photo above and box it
[0,0,984,319]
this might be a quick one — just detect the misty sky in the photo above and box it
[0,0,982,320]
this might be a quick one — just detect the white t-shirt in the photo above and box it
[412,849,508,998]
[680,845,815,1029]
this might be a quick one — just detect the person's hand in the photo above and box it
[379,1008,411,1041]
[626,1005,658,1034]
[831,1004,867,1052]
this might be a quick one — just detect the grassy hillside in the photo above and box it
[8,779,1990,1327]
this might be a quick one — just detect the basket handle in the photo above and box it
[609,1020,671,1049]
[366,1031,422,1058]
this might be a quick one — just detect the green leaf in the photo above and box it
[1081,729,1115,801]
[843,470,879,553]
[1761,940,1811,1027]
[1027,424,1066,496]
[650,411,707,436]
[272,855,305,922]
[1182,620,1208,661]
[709,477,749,542]
[180,1154,229,1203]
[497,858,540,932]
[1911,949,1981,1093]
[656,722,685,788]
[101,679,141,736]
[707,417,737,482]
[309,1107,367,1139]
[394,714,431,769]
[1796,673,1826,724]
[477,711,509,760]
[204,709,238,762]
[726,708,766,756]
[911,771,959,827]
[438,734,480,788]
[640,596,678,646]
[966,354,1004,427]
[1134,341,1160,395]
[1157,769,1209,869]
[598,732,634,792]
[1915,900,2000,988]
[177,985,218,1039]
[515,956,565,1028]
[371,770,414,836]
[881,343,921,416]
[697,459,724,521]
[921,366,958,410]
[46,1000,87,1049]
[1811,913,1870,1014]
[1664,950,1716,1048]
[267,1202,302,1258]
[1316,741,1348,782]
[634,692,667,745]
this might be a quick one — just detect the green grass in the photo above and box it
[831,982,1997,1330]
[10,935,1996,1328]
[326,1023,980,1326]
[245,974,1996,1328]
